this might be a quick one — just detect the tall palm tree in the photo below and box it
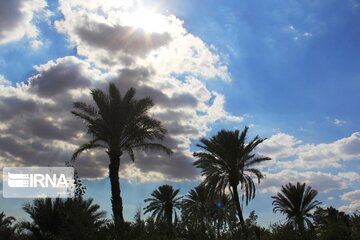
[71,83,171,235]
[193,126,271,226]
[272,182,321,233]
[143,185,182,232]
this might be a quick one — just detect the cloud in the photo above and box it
[339,189,360,213]
[74,19,171,56]
[0,75,11,86]
[0,0,47,46]
[55,0,229,80]
[260,170,354,194]
[283,25,312,42]
[0,45,238,182]
[258,133,301,160]
[29,57,94,97]
[259,132,360,170]
[334,118,347,126]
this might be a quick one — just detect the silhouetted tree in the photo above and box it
[272,182,321,239]
[351,211,360,240]
[313,206,351,240]
[182,185,210,235]
[193,127,271,226]
[71,83,171,237]
[210,192,237,239]
[0,212,16,240]
[144,185,182,235]
[19,198,108,240]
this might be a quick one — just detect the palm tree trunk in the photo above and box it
[109,156,124,238]
[165,205,173,236]
[231,185,245,226]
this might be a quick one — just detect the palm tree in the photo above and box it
[20,198,108,240]
[143,185,182,232]
[71,83,171,235]
[193,126,271,226]
[182,185,210,234]
[210,193,237,238]
[0,212,15,239]
[0,212,15,229]
[272,182,321,234]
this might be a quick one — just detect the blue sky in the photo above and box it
[0,0,359,227]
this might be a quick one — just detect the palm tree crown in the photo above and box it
[0,212,15,229]
[182,185,209,222]
[71,83,171,236]
[144,185,182,227]
[72,83,171,161]
[272,182,321,231]
[193,126,271,225]
[20,198,107,240]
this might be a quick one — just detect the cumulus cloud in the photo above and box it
[339,189,360,213]
[259,132,360,170]
[55,0,229,80]
[74,19,171,56]
[0,75,11,86]
[259,170,357,194]
[0,0,233,181]
[0,0,47,46]
[258,133,301,160]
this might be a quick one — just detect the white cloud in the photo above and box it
[260,170,350,194]
[284,25,312,42]
[0,75,11,86]
[55,0,229,80]
[260,132,360,170]
[0,0,48,46]
[258,133,301,160]
[334,118,347,126]
[339,189,360,213]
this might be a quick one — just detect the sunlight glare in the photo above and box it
[125,8,169,33]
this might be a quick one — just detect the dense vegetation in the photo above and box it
[1,196,360,240]
[1,84,359,240]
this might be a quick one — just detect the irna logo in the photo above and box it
[3,167,75,198]
[7,172,69,188]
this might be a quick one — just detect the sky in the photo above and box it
[0,0,359,227]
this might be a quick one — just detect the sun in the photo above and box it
[124,8,169,33]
